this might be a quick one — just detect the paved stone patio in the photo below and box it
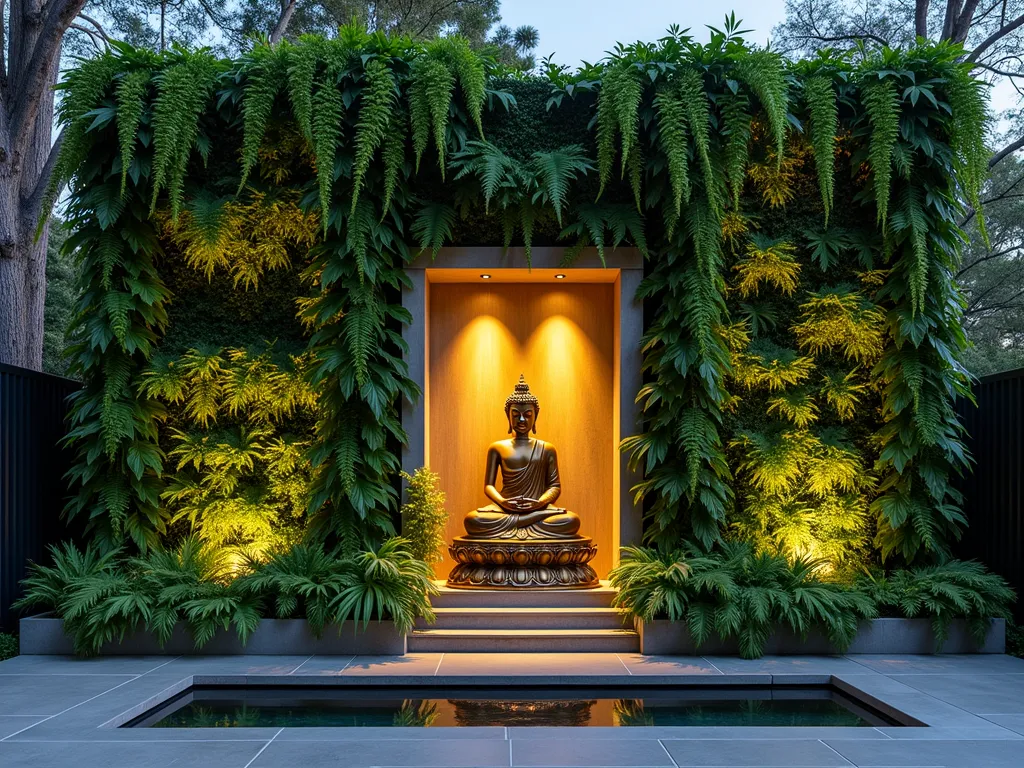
[1,652,1022,766]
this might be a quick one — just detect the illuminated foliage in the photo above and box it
[160,193,318,289]
[732,339,816,392]
[793,287,886,364]
[733,235,800,298]
[142,346,317,557]
[820,370,867,422]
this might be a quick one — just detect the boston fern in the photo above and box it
[17,538,436,654]
[857,560,1015,648]
[611,543,876,658]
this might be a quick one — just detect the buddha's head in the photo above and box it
[504,374,539,436]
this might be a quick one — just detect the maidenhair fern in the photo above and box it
[862,78,900,224]
[804,75,838,223]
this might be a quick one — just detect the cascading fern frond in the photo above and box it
[804,75,838,223]
[116,69,151,197]
[653,86,691,217]
[150,53,221,220]
[350,58,398,215]
[734,50,789,165]
[237,44,288,192]
[862,78,901,224]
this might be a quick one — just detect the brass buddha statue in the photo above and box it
[447,375,598,589]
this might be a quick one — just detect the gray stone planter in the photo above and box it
[637,617,1006,655]
[19,613,407,656]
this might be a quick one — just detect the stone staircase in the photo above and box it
[408,582,639,653]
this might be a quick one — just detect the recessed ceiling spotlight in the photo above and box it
[480,274,491,279]
[554,274,566,279]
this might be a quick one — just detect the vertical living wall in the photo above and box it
[49,24,986,576]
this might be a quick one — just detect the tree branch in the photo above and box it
[943,0,963,39]
[270,0,298,43]
[953,0,983,42]
[23,128,65,226]
[791,31,892,47]
[916,0,931,37]
[989,135,1024,168]
[967,13,1024,62]
[10,0,89,159]
[957,245,1021,277]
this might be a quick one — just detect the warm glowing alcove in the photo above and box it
[401,248,643,581]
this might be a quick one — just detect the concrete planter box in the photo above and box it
[637,617,1006,655]
[19,613,407,656]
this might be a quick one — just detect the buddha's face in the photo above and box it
[507,404,538,436]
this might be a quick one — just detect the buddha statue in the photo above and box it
[447,375,599,590]
[464,375,581,540]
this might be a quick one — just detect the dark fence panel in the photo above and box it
[0,363,80,631]
[957,368,1024,620]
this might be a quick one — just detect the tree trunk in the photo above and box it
[0,51,56,371]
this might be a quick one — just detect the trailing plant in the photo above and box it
[803,74,838,223]
[400,468,448,564]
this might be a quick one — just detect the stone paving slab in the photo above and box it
[512,737,674,766]
[824,738,1024,767]
[0,739,265,768]
[982,713,1024,735]
[889,673,1024,714]
[1,652,1023,766]
[662,738,854,766]
[845,654,1024,675]
[252,737,512,766]
[0,717,47,740]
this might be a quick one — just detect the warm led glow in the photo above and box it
[554,274,566,279]
[480,273,491,279]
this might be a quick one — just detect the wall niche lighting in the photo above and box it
[480,274,491,279]
[554,274,566,279]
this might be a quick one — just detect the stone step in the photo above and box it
[407,628,640,653]
[430,582,617,609]
[417,607,629,631]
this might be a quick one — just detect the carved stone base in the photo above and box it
[447,536,599,589]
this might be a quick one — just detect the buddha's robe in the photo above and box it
[465,439,581,539]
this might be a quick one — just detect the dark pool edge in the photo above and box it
[112,676,922,730]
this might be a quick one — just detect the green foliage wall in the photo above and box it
[51,24,985,571]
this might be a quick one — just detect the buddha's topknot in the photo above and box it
[504,374,539,410]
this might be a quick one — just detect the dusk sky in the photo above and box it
[499,0,788,67]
